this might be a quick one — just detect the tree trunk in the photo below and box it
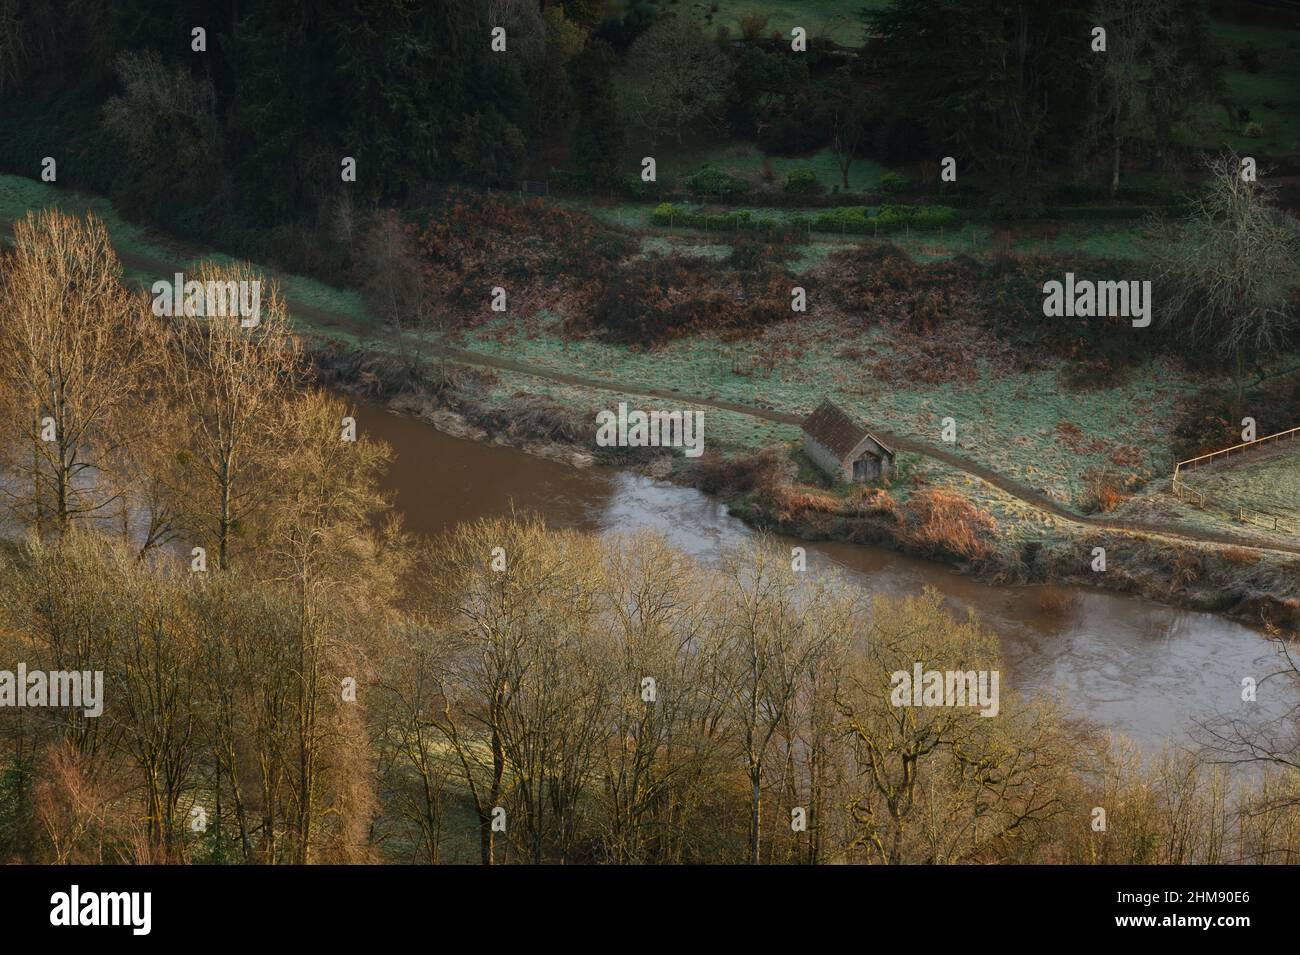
[479,812,496,866]
[1111,113,1122,198]
[218,453,232,570]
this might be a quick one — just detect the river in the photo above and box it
[359,400,1297,758]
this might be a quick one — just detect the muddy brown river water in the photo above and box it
[358,400,1297,757]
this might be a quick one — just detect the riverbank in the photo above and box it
[312,339,1300,635]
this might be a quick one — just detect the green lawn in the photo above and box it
[1116,443,1300,549]
[642,204,1151,261]
[1179,442,1300,523]
[619,0,885,47]
[1181,19,1300,157]
[0,174,168,262]
[655,140,894,195]
[560,190,1151,263]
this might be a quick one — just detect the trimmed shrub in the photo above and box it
[878,171,909,195]
[684,164,751,199]
[783,168,822,194]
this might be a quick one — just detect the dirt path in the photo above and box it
[5,215,1298,557]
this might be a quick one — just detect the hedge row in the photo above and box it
[650,205,794,234]
[813,204,962,232]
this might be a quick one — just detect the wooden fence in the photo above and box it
[1171,426,1300,535]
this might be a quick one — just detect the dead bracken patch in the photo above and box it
[901,488,1000,563]
[417,189,634,321]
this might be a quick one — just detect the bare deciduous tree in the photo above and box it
[1152,152,1300,401]
[837,589,1072,864]
[717,542,849,864]
[162,260,301,570]
[0,211,153,534]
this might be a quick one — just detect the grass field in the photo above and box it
[1183,18,1300,156]
[0,174,167,262]
[616,0,885,47]
[641,203,1152,261]
[0,175,377,330]
[559,193,1151,263]
[654,140,896,194]
[1179,441,1300,524]
[439,310,1196,509]
[1117,441,1300,550]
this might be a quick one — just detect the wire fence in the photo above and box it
[1171,426,1300,535]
